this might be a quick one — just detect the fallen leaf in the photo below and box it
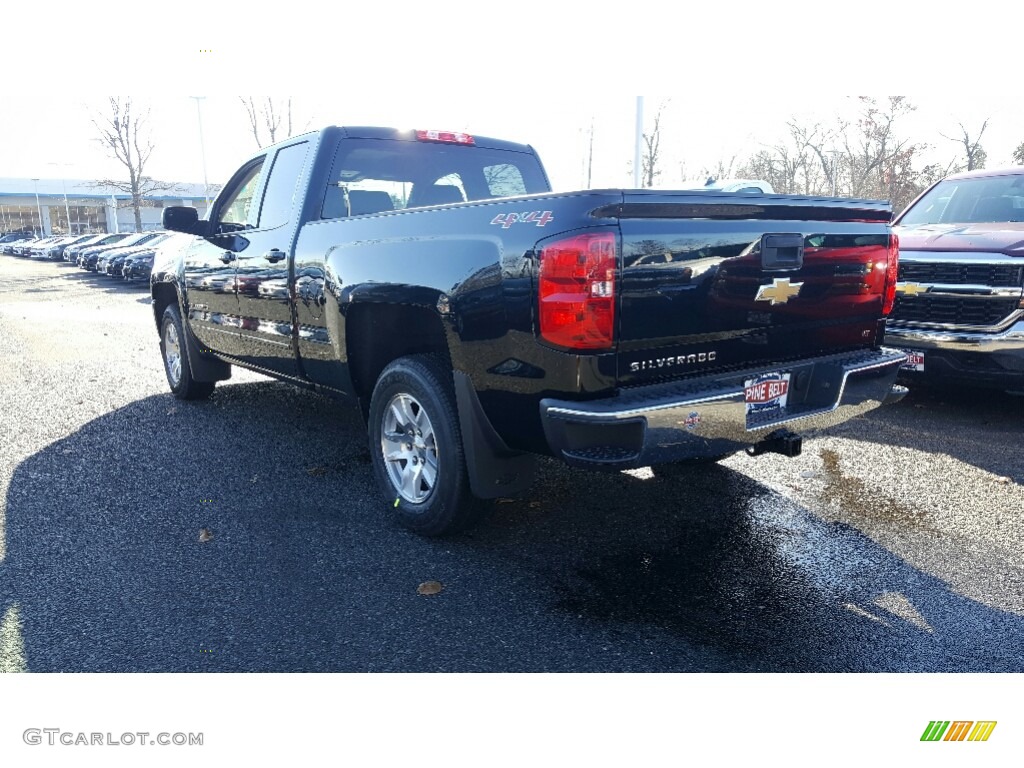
[528,501,542,509]
[198,528,214,543]
[496,498,516,504]
[417,580,443,596]
[307,466,328,477]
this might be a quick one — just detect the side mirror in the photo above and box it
[162,206,210,236]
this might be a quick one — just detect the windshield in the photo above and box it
[898,174,1024,226]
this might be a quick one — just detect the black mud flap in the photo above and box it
[453,371,536,498]
[181,307,232,383]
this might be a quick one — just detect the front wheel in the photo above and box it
[160,304,215,400]
[368,355,481,536]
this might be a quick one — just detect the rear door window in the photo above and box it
[258,141,311,230]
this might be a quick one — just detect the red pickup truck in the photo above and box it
[887,167,1024,394]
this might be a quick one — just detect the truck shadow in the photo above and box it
[2,381,1021,672]
[460,456,1024,672]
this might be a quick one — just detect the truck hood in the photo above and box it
[894,222,1024,255]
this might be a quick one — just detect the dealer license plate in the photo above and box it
[896,349,924,372]
[744,372,791,422]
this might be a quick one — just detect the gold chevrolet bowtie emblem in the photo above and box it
[896,282,929,297]
[754,277,804,305]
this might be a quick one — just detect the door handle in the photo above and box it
[264,249,286,263]
[219,251,236,264]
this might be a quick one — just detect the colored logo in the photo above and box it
[896,282,929,297]
[683,411,701,430]
[744,372,791,414]
[920,721,997,742]
[754,277,803,305]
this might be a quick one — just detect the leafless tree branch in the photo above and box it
[90,97,178,231]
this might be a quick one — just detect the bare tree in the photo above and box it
[737,120,835,195]
[1013,142,1024,166]
[698,155,738,184]
[641,100,669,187]
[240,97,312,149]
[941,119,989,172]
[735,98,940,210]
[841,96,928,206]
[91,97,182,231]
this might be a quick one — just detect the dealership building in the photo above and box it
[0,177,210,236]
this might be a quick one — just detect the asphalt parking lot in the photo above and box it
[1,256,1022,672]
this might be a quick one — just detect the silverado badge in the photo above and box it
[895,282,928,297]
[755,277,804,305]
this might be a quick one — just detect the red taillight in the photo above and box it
[538,232,617,350]
[882,233,899,315]
[415,129,474,145]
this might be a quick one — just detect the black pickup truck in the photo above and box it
[154,126,907,535]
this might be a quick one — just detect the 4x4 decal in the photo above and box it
[490,211,554,228]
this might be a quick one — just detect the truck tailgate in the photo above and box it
[607,192,895,386]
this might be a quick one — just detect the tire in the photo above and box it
[160,304,215,400]
[650,452,736,478]
[368,355,481,536]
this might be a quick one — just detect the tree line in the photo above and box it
[640,97,1022,214]
[85,97,1024,231]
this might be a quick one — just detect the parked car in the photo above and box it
[122,251,157,282]
[2,236,41,255]
[14,236,62,257]
[125,233,192,283]
[41,234,97,261]
[886,167,1024,394]
[65,233,127,263]
[28,235,82,260]
[80,231,164,274]
[0,232,34,247]
[152,125,906,536]
[79,233,158,270]
[98,233,170,276]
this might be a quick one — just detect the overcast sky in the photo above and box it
[3,3,1017,197]
[4,94,1020,198]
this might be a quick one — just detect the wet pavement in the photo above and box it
[1,256,1022,672]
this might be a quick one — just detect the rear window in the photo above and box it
[899,174,1024,225]
[320,139,548,220]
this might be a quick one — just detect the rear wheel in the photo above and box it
[368,355,481,536]
[160,304,215,400]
